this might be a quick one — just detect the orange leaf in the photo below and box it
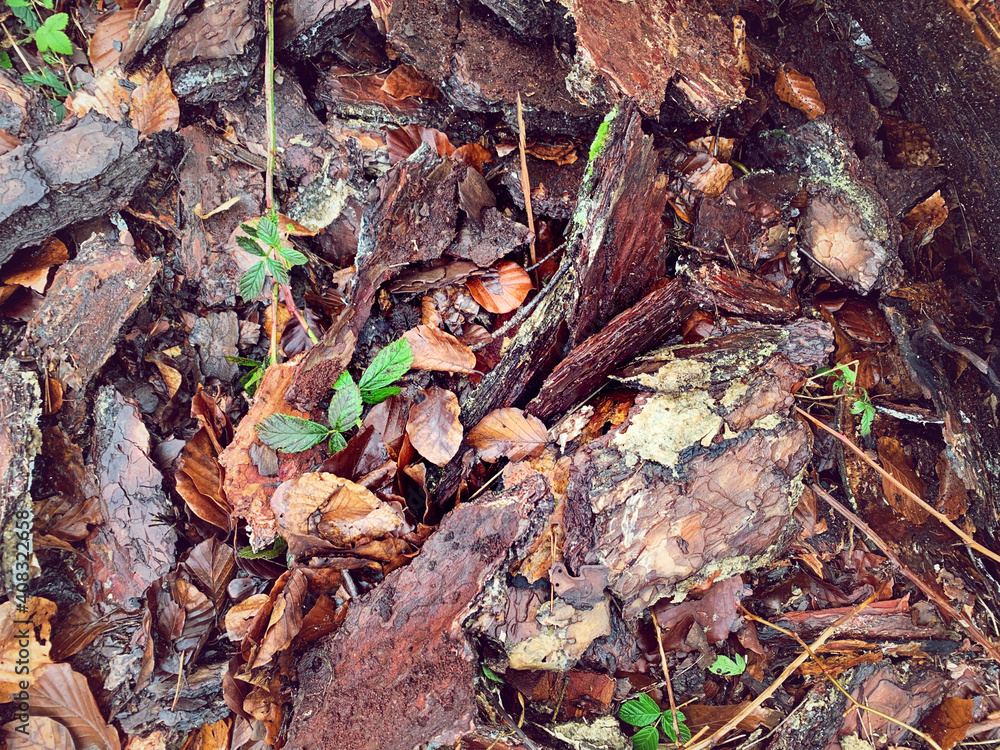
[64,68,132,123]
[0,237,68,293]
[924,697,973,750]
[88,9,139,72]
[902,190,947,249]
[467,407,548,462]
[130,68,179,138]
[877,436,928,524]
[466,261,533,314]
[404,324,477,374]
[386,125,455,165]
[0,599,55,695]
[525,141,578,165]
[405,387,462,466]
[452,143,492,173]
[775,65,825,120]
[380,64,440,100]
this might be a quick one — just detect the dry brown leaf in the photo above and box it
[130,69,179,138]
[254,570,307,668]
[176,428,231,532]
[64,68,132,123]
[224,595,270,642]
[466,261,533,314]
[686,136,736,162]
[183,538,235,611]
[902,190,948,249]
[452,143,492,173]
[123,731,165,750]
[0,129,21,157]
[405,387,462,466]
[88,9,140,71]
[3,716,75,750]
[193,196,241,220]
[380,64,440,100]
[877,437,929,524]
[923,697,973,750]
[1,238,68,293]
[404,324,477,373]
[0,599,55,697]
[775,64,825,120]
[386,124,455,165]
[525,141,578,165]
[467,407,548,462]
[28,663,120,750]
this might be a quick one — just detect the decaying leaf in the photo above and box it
[467,408,548,462]
[877,437,928,524]
[466,261,533,314]
[386,125,455,165]
[0,599,55,695]
[3,717,76,750]
[775,64,825,120]
[28,663,121,750]
[130,68,180,138]
[923,697,973,750]
[404,324,477,374]
[225,595,270,642]
[901,190,948,249]
[405,387,462,466]
[254,569,308,668]
[452,143,492,173]
[0,237,68,293]
[380,64,440,100]
[88,9,140,72]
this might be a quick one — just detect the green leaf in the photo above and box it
[256,414,331,453]
[265,257,289,286]
[0,50,11,69]
[482,666,504,683]
[22,69,69,97]
[227,355,265,367]
[661,711,691,743]
[334,371,354,390]
[240,222,261,239]
[279,245,309,267]
[239,261,268,300]
[709,653,747,676]
[361,386,401,405]
[38,0,54,8]
[358,338,412,399]
[8,2,40,30]
[631,725,659,750]
[5,0,31,7]
[240,366,264,396]
[859,402,876,436]
[237,536,287,560]
[256,215,280,247]
[236,235,267,256]
[48,99,64,121]
[328,431,347,453]
[35,13,72,55]
[619,694,660,727]
[328,378,363,432]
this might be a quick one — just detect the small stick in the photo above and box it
[515,93,537,267]
[810,483,1000,663]
[795,406,1000,566]
[279,284,319,345]
[650,609,683,747]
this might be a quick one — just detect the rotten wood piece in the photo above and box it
[275,0,369,61]
[0,358,41,596]
[562,319,834,616]
[286,476,552,750]
[683,260,800,322]
[17,231,161,393]
[846,0,1000,281]
[0,113,164,266]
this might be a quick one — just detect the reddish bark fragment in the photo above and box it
[286,478,550,750]
[685,261,800,321]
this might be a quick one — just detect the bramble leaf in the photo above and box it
[359,338,412,399]
[237,235,267,256]
[328,378,363,432]
[334,371,353,390]
[265,257,289,286]
[361,386,401,405]
[240,222,261,239]
[279,245,308,266]
[631,726,659,750]
[256,414,330,452]
[256,215,281,247]
[482,666,504,683]
[619,694,660,727]
[22,69,70,97]
[35,13,72,55]
[0,50,11,69]
[328,431,347,453]
[661,710,691,743]
[238,536,287,560]
[239,261,267,300]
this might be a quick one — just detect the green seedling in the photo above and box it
[237,215,309,301]
[709,653,746,677]
[237,535,287,560]
[227,356,267,396]
[255,338,413,453]
[619,693,691,749]
[813,361,876,436]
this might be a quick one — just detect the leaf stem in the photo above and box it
[264,0,276,214]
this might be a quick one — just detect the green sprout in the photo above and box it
[814,361,877,436]
[619,693,691,749]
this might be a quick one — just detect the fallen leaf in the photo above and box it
[775,64,825,120]
[0,599,55,696]
[182,537,235,611]
[194,196,242,220]
[452,143,492,172]
[3,716,75,750]
[28,663,121,750]
[458,167,496,224]
[467,407,548,462]
[386,124,455,165]
[405,387,462,466]
[466,261,533,314]
[380,63,440,100]
[64,68,134,122]
[902,190,948,249]
[404,324,477,373]
[88,9,140,72]
[130,68,179,138]
[225,595,270,642]
[1,237,68,292]
[877,437,928,524]
[923,697,973,750]
[254,570,307,668]
[0,129,20,156]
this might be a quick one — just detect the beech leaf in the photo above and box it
[466,261,533,314]
[404,387,462,466]
[775,64,825,120]
[466,408,548,462]
[28,663,120,750]
[3,717,76,750]
[403,325,477,374]
[129,68,179,138]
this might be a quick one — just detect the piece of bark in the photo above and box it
[386,0,597,137]
[286,476,551,750]
[0,358,41,596]
[566,0,745,119]
[275,0,369,61]
[562,319,834,616]
[462,100,670,430]
[17,232,160,393]
[0,113,163,266]
[190,312,240,381]
[500,153,585,220]
[528,278,693,420]
[683,261,801,321]
[288,145,463,406]
[84,388,178,611]
[845,0,1000,280]
[447,208,532,267]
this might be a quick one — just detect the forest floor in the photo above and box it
[1,1,1000,749]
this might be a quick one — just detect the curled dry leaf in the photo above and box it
[225,594,270,642]
[88,9,140,72]
[467,407,548,462]
[129,68,180,138]
[775,64,825,120]
[64,68,133,123]
[452,143,492,173]
[3,717,75,750]
[902,190,948,249]
[466,261,533,314]
[404,324,477,373]
[877,437,928,524]
[380,64,440,100]
[386,124,456,165]
[405,387,462,467]
[0,237,68,293]
[254,569,308,669]
[28,663,121,750]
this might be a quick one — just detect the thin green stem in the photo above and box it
[264,0,276,214]
[270,282,280,366]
